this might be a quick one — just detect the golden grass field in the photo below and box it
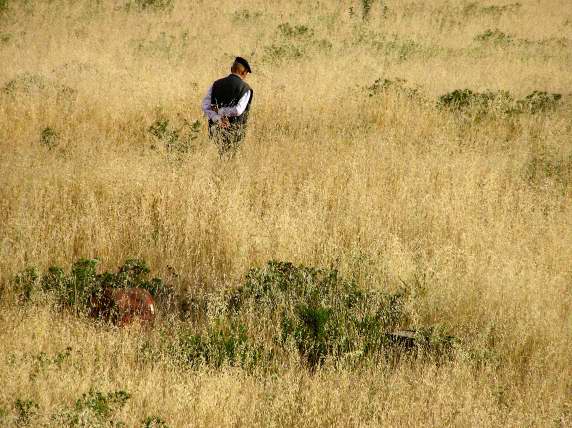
[0,0,571,426]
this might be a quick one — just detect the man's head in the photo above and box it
[231,57,252,79]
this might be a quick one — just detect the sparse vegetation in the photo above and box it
[474,28,514,45]
[148,116,201,154]
[40,127,59,149]
[131,0,173,12]
[14,399,39,426]
[142,416,170,428]
[0,0,570,426]
[52,389,131,426]
[14,258,169,312]
[361,0,376,20]
[438,88,562,118]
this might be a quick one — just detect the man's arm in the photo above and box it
[201,86,221,122]
[218,90,251,118]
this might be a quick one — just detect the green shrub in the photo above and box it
[40,127,59,149]
[53,389,130,426]
[166,261,411,370]
[438,89,562,118]
[278,23,313,38]
[480,3,521,15]
[142,416,170,428]
[438,88,519,118]
[231,261,406,368]
[365,33,441,62]
[14,267,39,302]
[263,43,304,62]
[148,117,200,154]
[75,390,130,419]
[2,73,76,101]
[172,324,265,370]
[361,0,376,20]
[28,347,72,380]
[286,304,334,368]
[14,398,39,426]
[463,2,521,17]
[524,151,572,187]
[517,91,562,114]
[2,73,46,94]
[232,9,263,23]
[132,0,173,12]
[15,258,169,312]
[474,29,513,45]
[366,77,422,99]
[15,259,454,370]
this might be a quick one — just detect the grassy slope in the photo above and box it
[0,0,571,426]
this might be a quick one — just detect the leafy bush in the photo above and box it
[27,347,73,380]
[172,323,266,370]
[438,89,516,117]
[437,89,562,118]
[53,389,130,426]
[2,73,48,94]
[232,9,262,23]
[129,0,173,12]
[75,390,130,419]
[463,2,521,17]
[263,43,304,62]
[142,416,170,428]
[163,261,420,371]
[516,91,562,114]
[15,259,453,370]
[524,151,572,187]
[361,0,376,20]
[148,117,201,154]
[14,267,39,302]
[366,77,422,99]
[40,127,59,149]
[278,23,313,38]
[366,33,442,62]
[229,261,406,368]
[14,398,39,426]
[474,29,513,45]
[2,73,76,101]
[14,258,169,312]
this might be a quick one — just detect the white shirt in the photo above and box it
[201,85,251,122]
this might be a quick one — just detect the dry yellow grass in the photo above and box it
[0,0,571,426]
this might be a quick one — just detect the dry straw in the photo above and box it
[0,0,571,426]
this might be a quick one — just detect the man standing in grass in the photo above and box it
[201,57,253,157]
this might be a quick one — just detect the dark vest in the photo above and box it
[210,74,253,126]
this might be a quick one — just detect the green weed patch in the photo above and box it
[12,259,456,370]
[14,258,170,312]
[438,88,562,118]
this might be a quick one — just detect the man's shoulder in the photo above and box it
[212,74,252,96]
[212,75,230,86]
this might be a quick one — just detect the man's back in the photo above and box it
[210,74,253,126]
[201,57,253,157]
